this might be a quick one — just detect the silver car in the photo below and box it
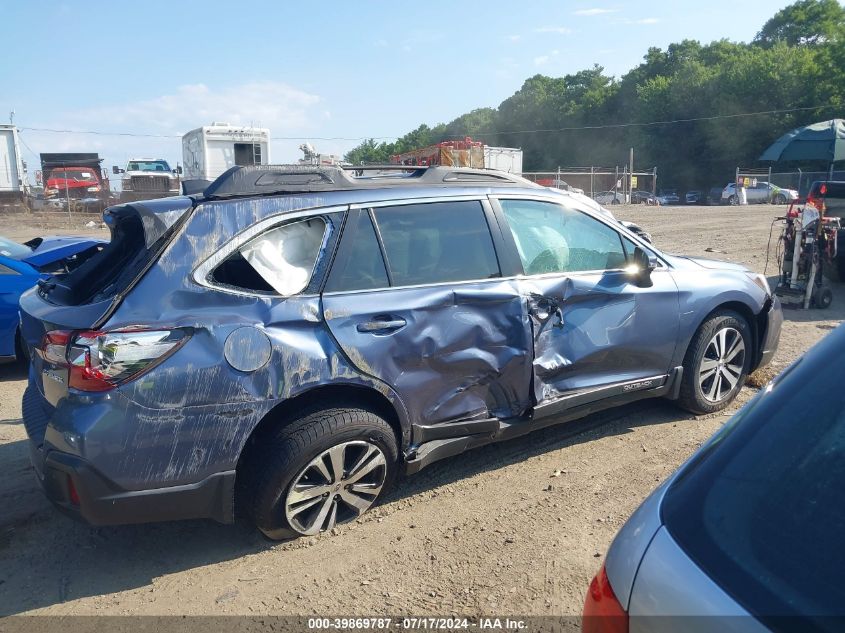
[721,181,799,205]
[584,323,845,632]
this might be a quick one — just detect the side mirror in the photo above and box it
[630,246,657,286]
[176,165,183,175]
[112,166,119,174]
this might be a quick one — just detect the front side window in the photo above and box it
[212,217,327,295]
[500,199,627,275]
[373,201,500,286]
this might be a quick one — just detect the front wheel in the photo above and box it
[728,195,739,206]
[678,311,751,414]
[243,405,399,540]
[775,194,787,204]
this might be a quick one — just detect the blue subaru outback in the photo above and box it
[19,165,782,539]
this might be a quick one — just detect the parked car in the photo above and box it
[584,322,845,633]
[19,165,781,539]
[594,190,624,205]
[0,235,104,363]
[721,181,799,205]
[684,190,703,204]
[631,190,659,205]
[657,189,680,205]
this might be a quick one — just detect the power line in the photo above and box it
[458,104,838,137]
[16,104,837,143]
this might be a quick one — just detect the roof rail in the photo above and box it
[201,164,539,199]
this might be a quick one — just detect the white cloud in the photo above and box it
[70,81,321,135]
[632,17,659,24]
[374,38,389,47]
[535,26,573,34]
[507,34,521,42]
[20,81,325,177]
[533,50,560,66]
[573,8,618,15]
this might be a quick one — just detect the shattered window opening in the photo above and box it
[213,217,327,296]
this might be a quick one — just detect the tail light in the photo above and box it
[582,564,628,633]
[40,328,190,392]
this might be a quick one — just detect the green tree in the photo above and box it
[755,0,845,46]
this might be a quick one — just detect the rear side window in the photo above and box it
[663,363,845,623]
[373,201,500,286]
[212,218,326,296]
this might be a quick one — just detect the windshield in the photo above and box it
[0,236,32,259]
[127,160,171,172]
[48,170,97,182]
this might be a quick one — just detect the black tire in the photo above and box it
[677,310,752,415]
[241,404,399,540]
[813,288,833,310]
[728,195,738,206]
[14,329,29,364]
[775,194,787,204]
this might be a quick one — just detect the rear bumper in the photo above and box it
[757,296,783,369]
[35,449,235,526]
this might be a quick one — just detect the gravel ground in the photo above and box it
[0,204,841,617]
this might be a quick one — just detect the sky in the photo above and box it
[2,0,803,183]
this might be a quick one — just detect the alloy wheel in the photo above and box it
[284,440,387,535]
[699,327,745,403]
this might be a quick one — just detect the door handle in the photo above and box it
[356,317,407,333]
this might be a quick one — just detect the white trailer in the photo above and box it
[483,146,523,174]
[181,123,271,181]
[0,125,28,200]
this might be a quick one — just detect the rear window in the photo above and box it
[663,359,845,627]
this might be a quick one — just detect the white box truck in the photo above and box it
[483,146,523,174]
[0,125,29,201]
[181,123,271,181]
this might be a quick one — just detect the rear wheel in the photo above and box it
[678,311,751,414]
[813,288,833,310]
[243,405,398,540]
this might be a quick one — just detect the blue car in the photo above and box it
[18,165,782,539]
[1,235,104,362]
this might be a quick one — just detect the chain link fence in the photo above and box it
[770,169,845,197]
[521,167,657,201]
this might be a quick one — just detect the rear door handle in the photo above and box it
[356,317,407,333]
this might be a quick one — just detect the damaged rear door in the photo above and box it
[322,199,533,438]
[493,196,679,407]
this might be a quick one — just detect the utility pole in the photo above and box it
[9,110,14,125]
[629,147,634,202]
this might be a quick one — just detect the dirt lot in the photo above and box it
[0,204,842,617]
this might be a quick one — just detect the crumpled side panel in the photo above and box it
[323,280,533,430]
[520,272,678,403]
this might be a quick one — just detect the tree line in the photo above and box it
[344,0,845,191]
